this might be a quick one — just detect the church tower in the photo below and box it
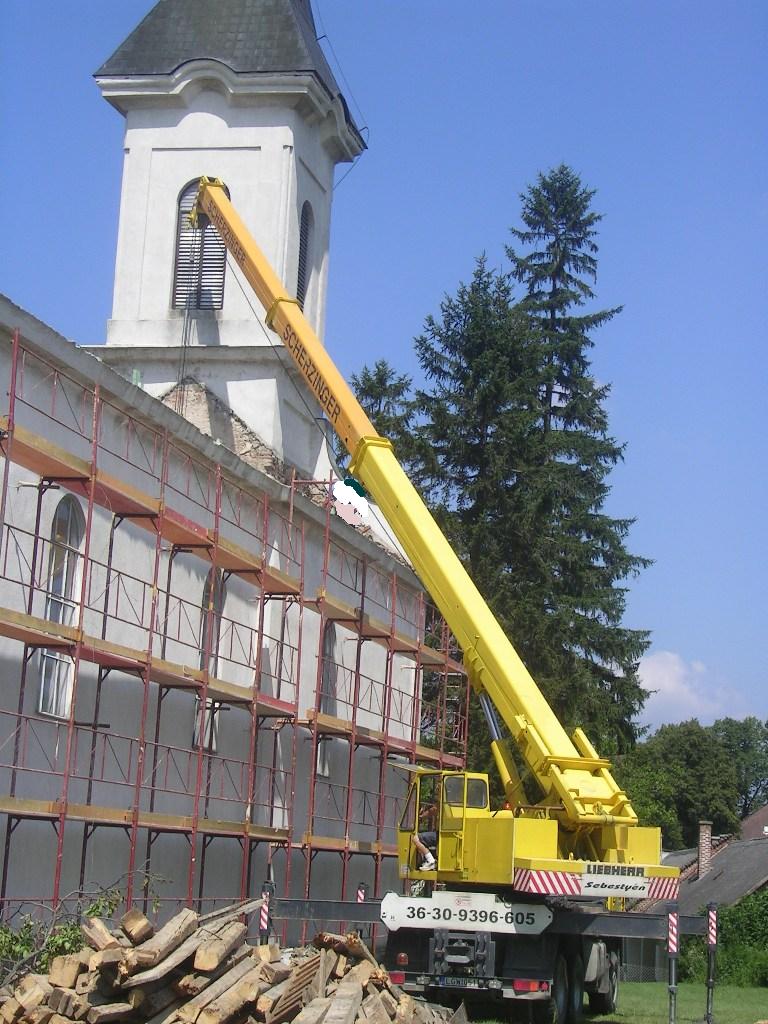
[92,0,365,475]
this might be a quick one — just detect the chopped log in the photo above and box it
[49,1015,73,1024]
[331,958,346,981]
[311,934,345,950]
[340,965,373,990]
[374,990,397,1020]
[198,900,264,926]
[228,967,269,1007]
[74,974,99,997]
[120,910,198,976]
[135,986,179,1019]
[46,991,72,1013]
[303,951,329,1002]
[120,910,154,946]
[175,959,259,1024]
[25,1008,54,1024]
[255,979,290,1018]
[342,938,378,970]
[142,999,183,1024]
[194,923,247,972]
[69,995,91,1021]
[48,958,85,990]
[49,992,72,1018]
[256,963,290,988]
[88,951,124,975]
[118,951,157,979]
[121,922,230,989]
[58,990,84,1018]
[109,932,132,950]
[16,974,52,998]
[394,996,414,1024]
[266,954,322,1024]
[173,946,251,998]
[321,981,363,1024]
[195,966,266,1024]
[0,998,22,1023]
[409,1004,433,1024]
[361,990,390,1024]
[79,921,119,954]
[15,976,53,1012]
[290,998,331,1024]
[249,945,280,966]
[445,1007,466,1024]
[86,1004,135,1024]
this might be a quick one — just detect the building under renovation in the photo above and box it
[0,0,467,920]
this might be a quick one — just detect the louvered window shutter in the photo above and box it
[296,201,313,310]
[172,180,228,310]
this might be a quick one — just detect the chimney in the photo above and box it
[698,820,713,878]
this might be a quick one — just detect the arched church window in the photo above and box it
[194,569,227,751]
[296,201,314,310]
[39,496,85,717]
[316,620,336,777]
[172,179,229,311]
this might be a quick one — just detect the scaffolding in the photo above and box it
[0,327,468,920]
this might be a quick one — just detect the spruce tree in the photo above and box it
[336,359,417,469]
[504,164,650,749]
[412,166,650,759]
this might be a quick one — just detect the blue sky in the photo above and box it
[2,1,765,730]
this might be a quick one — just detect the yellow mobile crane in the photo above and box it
[192,179,678,1021]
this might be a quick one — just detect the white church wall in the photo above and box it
[108,90,335,350]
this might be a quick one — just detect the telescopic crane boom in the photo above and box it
[192,178,670,882]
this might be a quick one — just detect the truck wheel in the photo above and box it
[587,954,618,1014]
[566,954,584,1023]
[533,953,569,1024]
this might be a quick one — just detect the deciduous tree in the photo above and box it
[710,716,768,819]
[616,720,740,847]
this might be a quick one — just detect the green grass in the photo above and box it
[476,982,766,1023]
[588,981,767,1024]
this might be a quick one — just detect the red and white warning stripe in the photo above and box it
[649,876,680,901]
[259,893,270,934]
[667,911,679,955]
[707,906,717,947]
[514,869,581,897]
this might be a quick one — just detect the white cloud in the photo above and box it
[638,650,748,731]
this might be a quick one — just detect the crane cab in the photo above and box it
[399,771,514,882]
[398,770,563,885]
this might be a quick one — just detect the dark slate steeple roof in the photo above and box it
[95,0,358,133]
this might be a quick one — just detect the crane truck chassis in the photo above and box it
[191,179,681,1022]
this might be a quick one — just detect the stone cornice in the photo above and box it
[96,60,365,162]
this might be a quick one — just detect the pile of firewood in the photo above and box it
[0,901,459,1024]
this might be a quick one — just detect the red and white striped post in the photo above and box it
[705,903,717,1024]
[259,880,275,944]
[356,882,370,941]
[667,903,679,1024]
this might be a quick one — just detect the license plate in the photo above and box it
[438,977,478,989]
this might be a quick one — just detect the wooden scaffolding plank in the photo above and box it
[0,421,90,481]
[300,834,381,855]
[0,607,78,648]
[260,563,301,595]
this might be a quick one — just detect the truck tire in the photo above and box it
[587,953,618,1014]
[533,953,569,1024]
[566,953,584,1023]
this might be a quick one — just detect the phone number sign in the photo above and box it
[380,892,552,934]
